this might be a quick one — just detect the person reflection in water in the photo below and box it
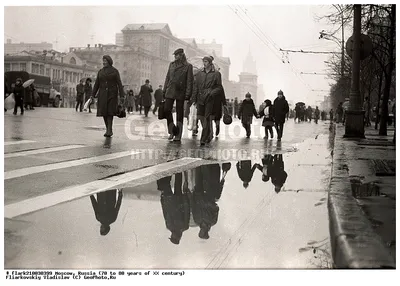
[236,160,258,189]
[256,154,274,182]
[192,164,224,239]
[90,189,123,236]
[157,172,190,245]
[270,154,288,193]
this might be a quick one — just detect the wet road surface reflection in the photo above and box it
[5,152,332,269]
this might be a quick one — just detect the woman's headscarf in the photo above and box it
[103,55,113,66]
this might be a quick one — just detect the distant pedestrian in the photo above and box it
[126,89,134,113]
[84,78,93,113]
[12,78,24,115]
[92,55,125,137]
[336,102,344,123]
[238,92,258,138]
[273,90,289,141]
[163,48,194,142]
[153,85,163,115]
[24,84,33,110]
[314,106,320,123]
[259,99,275,140]
[329,109,334,122]
[139,79,153,117]
[76,79,85,112]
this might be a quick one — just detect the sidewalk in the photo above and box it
[328,123,396,268]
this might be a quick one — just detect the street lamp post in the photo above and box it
[344,4,365,138]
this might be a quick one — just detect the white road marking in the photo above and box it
[4,145,85,158]
[4,157,202,218]
[4,140,36,146]
[4,150,141,180]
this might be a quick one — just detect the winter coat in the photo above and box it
[76,83,85,101]
[192,66,223,106]
[24,86,33,103]
[154,88,163,104]
[212,86,227,120]
[238,98,258,125]
[12,84,24,100]
[84,83,93,102]
[163,60,194,101]
[236,160,257,183]
[273,96,289,124]
[139,84,153,107]
[270,155,288,188]
[90,190,122,226]
[126,91,134,108]
[259,101,275,127]
[314,109,320,119]
[92,66,124,117]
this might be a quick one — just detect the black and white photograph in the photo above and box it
[2,1,397,280]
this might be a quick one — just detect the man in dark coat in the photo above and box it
[12,78,25,115]
[153,85,163,115]
[90,189,123,236]
[270,154,288,193]
[273,90,289,141]
[76,79,85,112]
[238,92,258,138]
[157,173,190,245]
[139,79,153,117]
[163,48,194,142]
[192,56,222,146]
[192,165,220,240]
[92,55,125,137]
[84,78,93,113]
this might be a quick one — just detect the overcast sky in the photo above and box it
[4,5,353,105]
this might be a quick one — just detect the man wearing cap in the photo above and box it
[162,48,194,142]
[273,90,289,141]
[139,79,153,117]
[192,56,223,146]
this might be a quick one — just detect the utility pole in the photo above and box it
[344,4,365,138]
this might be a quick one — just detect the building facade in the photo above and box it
[4,50,97,107]
[5,39,53,55]
[197,39,223,58]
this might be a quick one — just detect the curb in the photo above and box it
[328,124,396,268]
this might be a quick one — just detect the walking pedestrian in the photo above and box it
[314,106,320,124]
[163,48,194,142]
[153,85,163,115]
[255,154,274,182]
[336,102,344,123]
[24,84,33,110]
[76,79,85,112]
[236,160,257,189]
[126,89,134,113]
[273,90,289,141]
[329,109,334,122]
[270,154,288,194]
[259,99,275,139]
[92,55,125,137]
[84,78,93,113]
[192,55,222,146]
[238,92,258,138]
[306,106,313,122]
[139,79,153,117]
[12,78,24,115]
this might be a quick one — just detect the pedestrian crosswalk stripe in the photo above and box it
[4,145,85,158]
[4,140,36,146]
[4,157,202,219]
[4,150,141,180]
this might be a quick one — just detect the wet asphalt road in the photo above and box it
[4,107,334,269]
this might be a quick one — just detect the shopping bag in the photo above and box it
[83,98,92,110]
[5,93,15,110]
[188,104,197,131]
[158,100,166,120]
[116,105,126,118]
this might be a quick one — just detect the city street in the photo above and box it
[5,107,334,269]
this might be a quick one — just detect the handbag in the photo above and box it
[222,105,232,125]
[116,105,126,118]
[158,100,166,120]
[188,103,197,131]
[83,98,92,110]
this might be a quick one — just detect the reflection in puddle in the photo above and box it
[350,178,381,198]
[90,189,123,236]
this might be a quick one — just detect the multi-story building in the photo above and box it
[4,50,97,107]
[197,39,223,58]
[4,39,53,55]
[118,23,231,88]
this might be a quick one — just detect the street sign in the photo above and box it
[346,34,373,60]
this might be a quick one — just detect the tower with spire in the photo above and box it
[237,47,259,104]
[243,46,257,75]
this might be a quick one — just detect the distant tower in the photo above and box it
[243,46,257,75]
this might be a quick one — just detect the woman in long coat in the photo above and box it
[92,55,124,137]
